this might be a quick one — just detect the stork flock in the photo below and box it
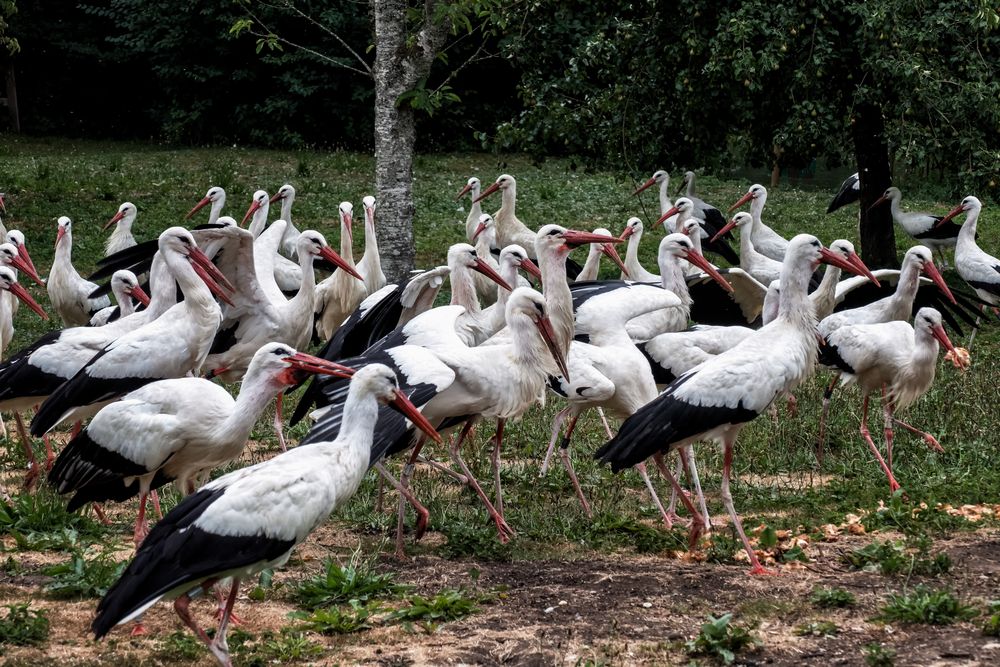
[0,173,995,667]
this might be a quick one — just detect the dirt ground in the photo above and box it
[2,514,999,667]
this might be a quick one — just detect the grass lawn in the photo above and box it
[1,134,999,665]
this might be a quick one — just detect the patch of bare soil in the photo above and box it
[2,524,1000,666]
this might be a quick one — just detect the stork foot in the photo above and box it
[414,507,430,541]
[747,563,779,576]
[924,434,944,453]
[23,464,40,492]
[130,622,148,637]
[785,394,798,418]
[492,513,516,543]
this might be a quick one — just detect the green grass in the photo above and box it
[41,550,128,599]
[875,586,978,625]
[293,550,408,610]
[0,603,50,649]
[684,613,759,665]
[810,587,857,609]
[2,134,1000,568]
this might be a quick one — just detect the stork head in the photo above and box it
[659,233,732,292]
[456,176,481,200]
[448,243,512,291]
[632,169,669,195]
[186,186,225,219]
[362,195,376,226]
[710,211,752,241]
[105,201,137,231]
[111,269,150,307]
[297,230,363,280]
[506,287,570,380]
[269,183,295,204]
[827,239,881,286]
[472,213,496,243]
[680,218,703,238]
[728,184,767,213]
[352,363,443,443]
[937,195,982,227]
[247,342,355,388]
[655,197,694,229]
[903,245,955,304]
[55,216,72,247]
[241,190,270,227]
[158,226,235,305]
[535,224,622,261]
[677,170,695,195]
[588,227,629,277]
[0,265,47,319]
[911,307,952,351]
[474,174,515,203]
[499,244,542,280]
[620,216,643,241]
[338,201,354,236]
[0,241,42,285]
[6,230,39,284]
[869,186,901,211]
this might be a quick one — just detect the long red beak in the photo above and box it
[819,247,871,280]
[655,206,680,229]
[342,212,353,236]
[632,177,657,196]
[473,181,501,203]
[537,315,570,380]
[9,252,43,286]
[472,220,488,241]
[103,209,126,232]
[519,257,542,280]
[931,324,956,354]
[473,257,512,291]
[8,281,47,320]
[268,192,284,204]
[455,183,473,200]
[391,389,442,443]
[846,251,881,287]
[0,194,5,213]
[601,243,629,277]
[320,245,363,281]
[55,226,66,247]
[619,225,636,241]
[283,351,356,378]
[241,199,262,227]
[936,203,966,227]
[186,196,211,220]
[15,244,40,284]
[710,218,739,243]
[867,194,889,213]
[727,191,754,214]
[562,230,623,249]
[685,249,733,293]
[188,246,235,306]
[922,260,956,304]
[128,284,151,307]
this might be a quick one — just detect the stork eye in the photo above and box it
[811,240,820,247]
[547,229,560,236]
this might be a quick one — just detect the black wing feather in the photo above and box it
[827,173,860,214]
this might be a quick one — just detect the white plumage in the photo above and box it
[939,196,999,307]
[89,270,149,327]
[104,202,138,256]
[47,216,111,326]
[727,184,789,261]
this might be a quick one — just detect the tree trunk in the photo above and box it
[371,0,449,282]
[852,100,897,269]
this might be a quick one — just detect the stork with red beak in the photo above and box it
[727,184,789,261]
[104,202,138,257]
[48,216,112,326]
[88,270,151,327]
[186,186,227,225]
[936,196,1000,312]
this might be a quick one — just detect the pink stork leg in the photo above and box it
[891,416,944,453]
[211,577,241,662]
[556,413,592,518]
[150,490,163,519]
[720,435,775,576]
[860,394,901,493]
[174,578,235,667]
[881,385,894,471]
[133,492,150,547]
[540,406,571,475]
[636,462,673,529]
[449,419,515,542]
[680,445,711,532]
[375,457,430,560]
[664,453,686,525]
[653,453,707,548]
[272,392,288,452]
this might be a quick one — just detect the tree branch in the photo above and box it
[275,0,374,78]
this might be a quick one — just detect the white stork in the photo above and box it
[0,266,48,453]
[727,184,789,261]
[657,197,740,265]
[456,176,483,243]
[596,234,862,574]
[619,217,659,282]
[47,216,112,326]
[268,184,301,258]
[315,202,367,340]
[819,308,966,492]
[104,202,138,257]
[186,186,227,225]
[357,196,386,296]
[29,227,235,437]
[7,230,40,288]
[0,240,43,317]
[89,270,150,327]
[574,227,629,281]
[89,363,440,667]
[936,196,999,310]
[473,174,537,251]
[469,213,507,303]
[48,343,357,545]
[241,190,302,293]
[633,170,677,230]
[810,239,879,320]
[871,187,960,268]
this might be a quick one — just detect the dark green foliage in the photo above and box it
[864,642,897,667]
[875,587,977,624]
[0,489,104,551]
[982,601,1000,636]
[842,538,951,576]
[811,587,857,609]
[41,551,128,599]
[293,555,407,609]
[386,588,480,627]
[0,604,50,649]
[290,600,379,634]
[684,613,759,665]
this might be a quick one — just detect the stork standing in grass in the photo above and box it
[596,235,866,574]
[871,187,960,268]
[90,364,440,667]
[48,216,111,326]
[104,202,138,257]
